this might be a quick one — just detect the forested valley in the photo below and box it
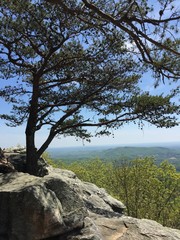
[48,145,180,171]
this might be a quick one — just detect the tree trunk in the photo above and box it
[25,75,40,175]
[26,132,39,175]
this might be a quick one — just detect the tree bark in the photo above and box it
[25,74,40,175]
[26,131,39,175]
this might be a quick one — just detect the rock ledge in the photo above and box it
[0,149,180,240]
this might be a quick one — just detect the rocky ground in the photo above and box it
[0,147,180,240]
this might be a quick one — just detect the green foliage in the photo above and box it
[53,157,180,229]
[42,151,60,168]
[111,158,180,228]
[50,157,112,189]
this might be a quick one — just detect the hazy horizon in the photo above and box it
[48,141,180,149]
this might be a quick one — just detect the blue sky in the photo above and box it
[0,74,179,149]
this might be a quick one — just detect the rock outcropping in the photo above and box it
[0,148,180,240]
[0,168,125,240]
[0,148,15,173]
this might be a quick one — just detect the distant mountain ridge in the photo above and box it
[48,144,180,171]
[102,146,180,160]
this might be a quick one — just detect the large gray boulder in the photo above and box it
[0,168,125,240]
[49,168,125,217]
[0,165,180,240]
[0,170,86,240]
